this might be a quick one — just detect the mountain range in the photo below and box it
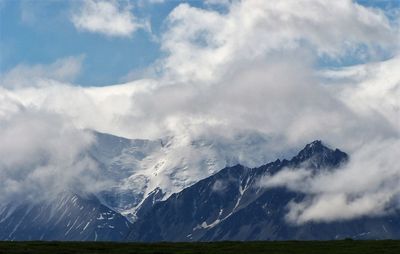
[1,132,399,241]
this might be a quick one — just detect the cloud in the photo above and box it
[204,0,232,7]
[212,180,228,193]
[0,97,109,204]
[261,169,312,189]
[159,0,398,83]
[71,0,145,37]
[260,139,400,224]
[146,0,165,4]
[0,78,158,138]
[3,51,398,222]
[256,55,400,224]
[0,55,85,88]
[331,56,400,130]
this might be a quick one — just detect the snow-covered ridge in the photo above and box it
[89,130,281,221]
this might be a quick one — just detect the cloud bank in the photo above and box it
[0,98,108,204]
[159,0,398,83]
[0,0,399,223]
[261,139,400,224]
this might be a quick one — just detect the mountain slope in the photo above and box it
[0,193,131,241]
[90,131,278,220]
[3,137,398,241]
[128,141,400,241]
[0,130,278,241]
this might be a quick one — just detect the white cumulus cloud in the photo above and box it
[159,0,398,83]
[71,0,145,37]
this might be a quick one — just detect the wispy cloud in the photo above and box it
[71,0,145,38]
[260,139,400,224]
[0,55,85,88]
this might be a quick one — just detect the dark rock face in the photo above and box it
[290,140,348,170]
[128,141,400,242]
[0,193,131,241]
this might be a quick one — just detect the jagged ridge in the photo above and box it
[128,141,400,241]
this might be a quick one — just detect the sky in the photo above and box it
[1,0,398,85]
[0,0,205,86]
[0,0,400,224]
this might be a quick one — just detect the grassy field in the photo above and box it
[1,240,400,254]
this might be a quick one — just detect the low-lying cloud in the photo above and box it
[0,97,109,204]
[260,139,400,224]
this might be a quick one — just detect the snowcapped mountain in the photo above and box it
[89,131,279,221]
[0,130,278,241]
[2,134,399,241]
[128,141,400,241]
